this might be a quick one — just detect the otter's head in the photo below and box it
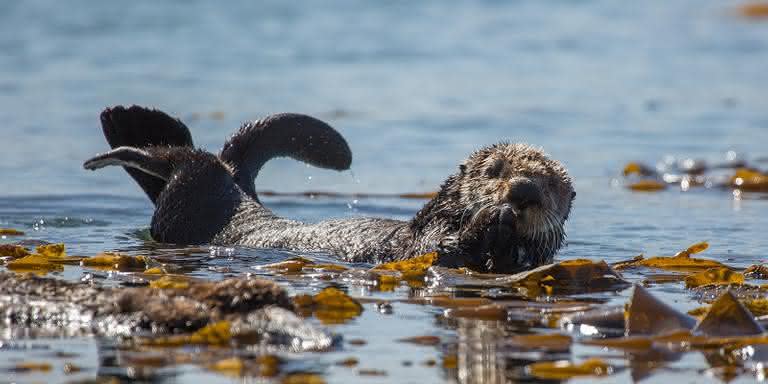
[412,143,574,273]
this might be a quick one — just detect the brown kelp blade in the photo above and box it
[626,284,696,336]
[693,290,764,337]
[496,259,630,296]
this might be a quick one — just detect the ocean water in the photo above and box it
[1,1,768,383]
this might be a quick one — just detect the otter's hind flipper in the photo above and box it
[84,146,241,245]
[220,113,352,199]
[84,147,172,180]
[100,105,194,204]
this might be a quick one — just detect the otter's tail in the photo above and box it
[85,106,352,244]
[220,113,352,200]
[95,106,352,203]
[99,106,194,204]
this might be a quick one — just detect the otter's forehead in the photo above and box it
[467,142,571,184]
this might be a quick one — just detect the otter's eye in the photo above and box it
[485,159,504,178]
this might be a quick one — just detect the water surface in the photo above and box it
[1,1,768,383]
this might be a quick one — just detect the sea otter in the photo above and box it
[84,106,574,273]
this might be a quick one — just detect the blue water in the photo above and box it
[1,1,768,383]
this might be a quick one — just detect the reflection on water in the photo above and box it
[448,319,526,384]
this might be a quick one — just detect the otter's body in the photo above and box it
[216,203,413,263]
[86,106,574,273]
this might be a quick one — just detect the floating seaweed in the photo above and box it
[397,335,441,346]
[0,228,25,236]
[371,251,437,281]
[5,254,65,273]
[627,180,666,192]
[578,284,768,377]
[613,242,728,272]
[4,237,768,382]
[148,274,192,289]
[620,158,768,196]
[730,168,768,192]
[293,287,363,324]
[496,258,630,296]
[80,252,149,272]
[527,358,612,380]
[281,373,326,384]
[334,357,358,367]
[739,3,768,19]
[0,244,30,258]
[684,267,744,288]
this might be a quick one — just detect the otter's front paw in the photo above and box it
[435,235,485,271]
[459,210,528,274]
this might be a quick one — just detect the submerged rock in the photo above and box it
[0,272,334,351]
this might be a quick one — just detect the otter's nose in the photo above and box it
[505,180,542,209]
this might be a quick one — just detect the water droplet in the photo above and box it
[680,177,690,191]
[348,170,361,184]
[209,246,236,258]
[376,302,394,315]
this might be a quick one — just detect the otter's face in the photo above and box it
[453,143,574,272]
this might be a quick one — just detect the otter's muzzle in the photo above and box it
[505,180,543,210]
